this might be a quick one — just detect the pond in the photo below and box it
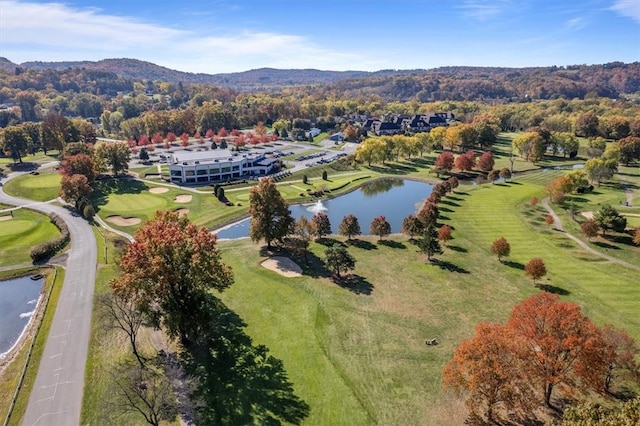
[215,178,434,239]
[0,275,44,358]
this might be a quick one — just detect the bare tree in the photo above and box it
[110,360,178,426]
[99,293,145,367]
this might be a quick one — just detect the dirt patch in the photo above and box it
[175,208,189,217]
[174,194,192,203]
[106,215,142,226]
[581,211,594,219]
[0,214,12,222]
[149,187,169,194]
[261,256,303,277]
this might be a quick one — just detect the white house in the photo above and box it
[167,149,279,184]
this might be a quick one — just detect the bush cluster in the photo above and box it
[30,213,70,262]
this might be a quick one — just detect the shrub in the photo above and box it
[302,175,308,184]
[30,213,70,262]
[83,204,96,221]
[322,170,328,180]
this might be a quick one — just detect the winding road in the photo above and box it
[541,197,640,272]
[1,167,97,426]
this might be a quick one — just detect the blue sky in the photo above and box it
[1,0,638,73]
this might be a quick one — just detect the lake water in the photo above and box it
[0,276,44,358]
[215,178,434,239]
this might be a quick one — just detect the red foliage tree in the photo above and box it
[476,151,495,172]
[60,174,93,208]
[59,153,97,183]
[151,132,163,145]
[507,293,609,408]
[369,215,391,240]
[455,151,476,172]
[180,133,189,146]
[545,214,554,227]
[166,132,177,143]
[205,129,214,140]
[491,237,510,261]
[437,225,452,246]
[138,134,150,147]
[524,258,546,284]
[434,151,454,174]
[418,201,439,228]
[530,197,538,206]
[599,325,640,393]
[218,127,229,137]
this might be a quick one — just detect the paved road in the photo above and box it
[1,169,97,426]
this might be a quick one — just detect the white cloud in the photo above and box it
[456,0,512,21]
[566,17,587,31]
[0,0,373,72]
[610,0,640,23]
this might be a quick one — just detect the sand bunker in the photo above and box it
[174,194,192,203]
[581,211,594,219]
[106,215,142,226]
[261,256,303,277]
[175,208,189,217]
[149,187,169,194]
[0,215,12,222]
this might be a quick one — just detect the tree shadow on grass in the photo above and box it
[92,178,149,209]
[537,284,570,295]
[349,239,378,250]
[447,196,464,202]
[438,215,451,221]
[8,161,39,171]
[502,260,524,270]
[593,241,620,250]
[439,206,454,213]
[377,239,406,249]
[447,245,467,253]
[439,199,460,207]
[333,274,374,295]
[315,237,346,247]
[180,297,310,426]
[430,259,470,274]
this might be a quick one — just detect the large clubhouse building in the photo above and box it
[168,149,279,184]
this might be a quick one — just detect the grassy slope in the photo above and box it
[215,171,639,425]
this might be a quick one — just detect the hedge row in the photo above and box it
[30,213,70,262]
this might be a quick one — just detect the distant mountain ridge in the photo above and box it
[0,57,409,90]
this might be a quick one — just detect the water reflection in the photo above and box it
[0,275,44,358]
[360,178,404,197]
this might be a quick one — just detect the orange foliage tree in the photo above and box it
[524,258,546,284]
[437,224,452,246]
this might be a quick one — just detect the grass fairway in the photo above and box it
[213,171,639,425]
[2,171,61,202]
[0,209,61,267]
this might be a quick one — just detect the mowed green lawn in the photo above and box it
[0,208,61,267]
[215,171,639,426]
[2,171,61,202]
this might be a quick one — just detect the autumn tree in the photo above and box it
[401,214,423,241]
[580,220,599,241]
[499,167,511,182]
[60,174,93,209]
[491,237,511,261]
[524,258,547,284]
[454,151,476,172]
[110,211,233,345]
[59,153,96,183]
[291,215,315,263]
[593,204,627,235]
[434,151,454,176]
[249,178,294,249]
[634,228,640,245]
[94,141,131,176]
[443,323,533,423]
[324,244,356,278]
[418,201,439,228]
[447,176,459,192]
[584,158,617,186]
[437,225,452,246]
[575,112,600,138]
[487,169,500,183]
[42,112,71,152]
[618,136,640,165]
[370,215,391,240]
[513,132,545,164]
[418,224,442,260]
[476,151,494,172]
[311,212,332,240]
[545,214,554,228]
[599,325,640,393]
[507,292,609,408]
[338,214,361,241]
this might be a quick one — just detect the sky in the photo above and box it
[0,0,638,74]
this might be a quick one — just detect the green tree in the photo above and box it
[584,158,617,186]
[618,136,640,166]
[513,132,545,164]
[94,141,131,176]
[369,215,391,240]
[418,224,442,260]
[0,125,32,162]
[324,244,356,278]
[292,215,315,263]
[110,211,233,345]
[338,214,361,241]
[42,112,71,153]
[593,204,627,235]
[249,178,295,249]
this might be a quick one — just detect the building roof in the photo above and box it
[169,149,263,166]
